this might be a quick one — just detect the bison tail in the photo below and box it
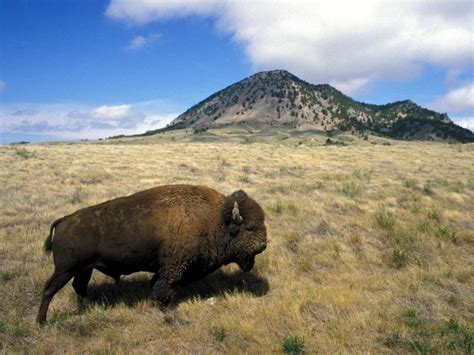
[44,218,63,253]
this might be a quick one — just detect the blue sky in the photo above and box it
[1,0,473,143]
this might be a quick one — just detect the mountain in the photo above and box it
[148,70,474,142]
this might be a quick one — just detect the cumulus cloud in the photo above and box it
[125,32,161,51]
[0,101,178,140]
[91,104,133,120]
[0,81,5,93]
[106,0,473,94]
[428,83,474,113]
[453,117,474,132]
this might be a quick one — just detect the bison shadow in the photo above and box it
[86,270,269,308]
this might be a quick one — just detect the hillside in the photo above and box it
[147,70,473,143]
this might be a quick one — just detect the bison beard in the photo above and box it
[36,184,267,325]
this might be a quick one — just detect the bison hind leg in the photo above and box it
[72,268,93,298]
[37,270,74,325]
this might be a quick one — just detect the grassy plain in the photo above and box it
[1,128,473,353]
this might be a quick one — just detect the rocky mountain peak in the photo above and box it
[151,71,473,143]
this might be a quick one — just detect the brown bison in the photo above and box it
[37,184,267,324]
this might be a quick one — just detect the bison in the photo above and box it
[37,184,267,325]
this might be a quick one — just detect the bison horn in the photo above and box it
[232,201,243,225]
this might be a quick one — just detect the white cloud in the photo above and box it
[0,81,5,93]
[453,117,474,132]
[127,35,146,50]
[106,1,218,24]
[330,77,373,96]
[106,0,473,94]
[0,100,179,140]
[428,83,474,113]
[91,104,133,120]
[125,32,161,51]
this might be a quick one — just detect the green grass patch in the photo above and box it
[269,200,284,215]
[282,334,305,354]
[1,270,22,281]
[385,311,473,354]
[341,181,362,198]
[403,309,425,328]
[374,207,396,231]
[211,325,226,342]
[238,174,251,183]
[389,247,409,269]
[0,311,30,339]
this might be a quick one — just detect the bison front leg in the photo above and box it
[150,274,177,306]
[150,264,185,306]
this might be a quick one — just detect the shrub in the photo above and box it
[239,174,251,183]
[163,315,174,325]
[325,138,346,146]
[286,201,299,216]
[402,178,418,189]
[403,309,424,328]
[14,147,35,159]
[269,200,284,214]
[193,126,208,134]
[437,224,457,243]
[1,270,21,281]
[389,247,409,269]
[423,182,434,195]
[384,332,402,348]
[411,340,430,354]
[211,325,226,342]
[341,181,362,198]
[374,208,396,231]
[282,334,305,354]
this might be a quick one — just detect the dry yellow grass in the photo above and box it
[1,130,473,353]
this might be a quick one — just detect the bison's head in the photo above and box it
[223,190,267,272]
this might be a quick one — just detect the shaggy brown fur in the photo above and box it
[36,184,267,325]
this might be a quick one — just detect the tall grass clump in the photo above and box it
[341,181,362,198]
[211,325,226,342]
[282,334,305,354]
[374,207,396,232]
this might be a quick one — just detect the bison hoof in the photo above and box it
[36,316,46,326]
[151,291,176,309]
